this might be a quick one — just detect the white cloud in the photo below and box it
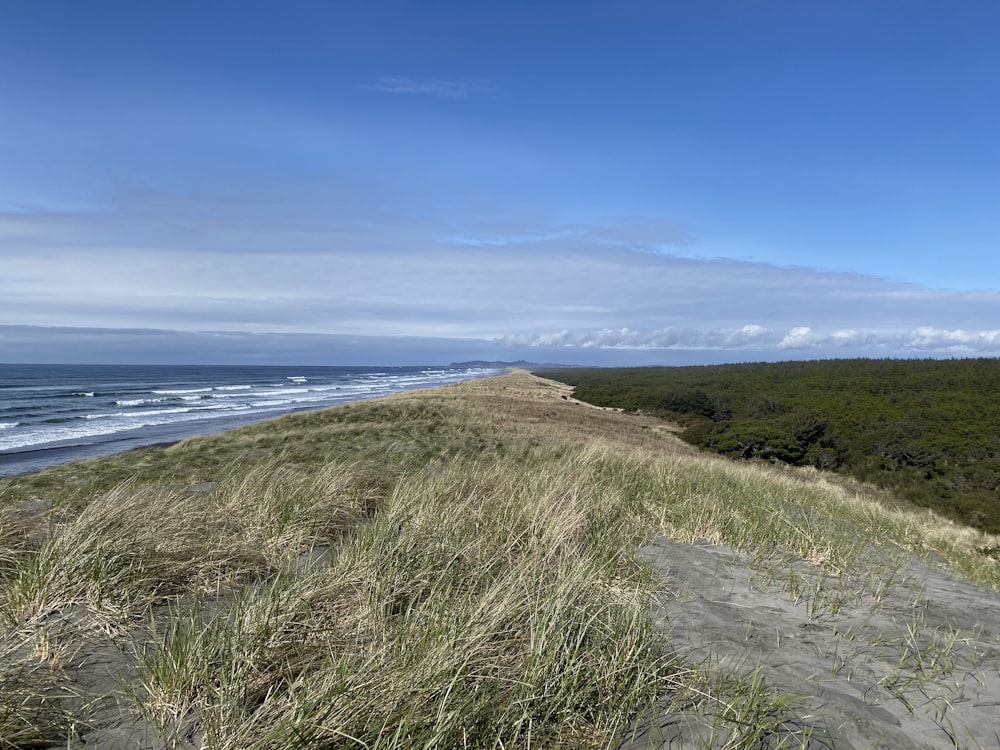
[358,76,491,98]
[779,326,821,349]
[724,324,771,346]
[500,325,778,351]
[5,193,1000,363]
[908,327,1000,350]
[449,218,693,252]
[495,323,1000,357]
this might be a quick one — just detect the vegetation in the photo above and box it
[1,371,998,748]
[536,358,1000,534]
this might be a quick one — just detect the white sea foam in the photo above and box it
[153,387,212,395]
[119,405,231,418]
[253,399,298,408]
[115,397,169,407]
[287,376,308,383]
[0,422,19,429]
[214,384,252,391]
[74,392,96,397]
[253,393,339,407]
[252,387,310,397]
[0,405,247,452]
[83,405,234,421]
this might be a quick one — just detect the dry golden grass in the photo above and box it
[0,370,997,749]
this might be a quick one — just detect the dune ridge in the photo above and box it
[1,370,998,748]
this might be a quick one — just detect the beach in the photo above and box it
[0,363,499,477]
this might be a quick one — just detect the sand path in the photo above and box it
[619,538,1000,749]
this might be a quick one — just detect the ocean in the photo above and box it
[0,363,500,477]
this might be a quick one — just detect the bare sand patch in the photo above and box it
[620,538,1000,749]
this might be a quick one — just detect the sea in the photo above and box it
[0,363,501,478]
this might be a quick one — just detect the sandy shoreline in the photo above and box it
[0,373,500,479]
[0,364,502,480]
[0,409,283,478]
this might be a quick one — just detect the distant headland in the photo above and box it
[448,360,578,369]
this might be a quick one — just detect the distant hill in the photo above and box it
[450,360,578,369]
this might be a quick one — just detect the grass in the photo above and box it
[1,371,998,748]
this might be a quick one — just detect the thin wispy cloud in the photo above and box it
[448,219,694,252]
[5,186,1000,364]
[496,324,1000,356]
[358,76,491,98]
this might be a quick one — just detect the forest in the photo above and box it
[535,358,1000,535]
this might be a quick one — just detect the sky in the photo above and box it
[2,0,999,366]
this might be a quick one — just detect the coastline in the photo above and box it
[2,370,998,749]
[0,366,501,478]
[0,400,361,478]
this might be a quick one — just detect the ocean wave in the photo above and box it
[248,387,310,397]
[83,405,233,421]
[74,392,96,397]
[252,398,299,408]
[287,376,308,383]
[153,387,213,395]
[0,422,19,429]
[0,405,248,452]
[252,393,344,407]
[115,397,170,407]
[214,384,252,391]
[125,405,232,418]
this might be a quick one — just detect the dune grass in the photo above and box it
[1,371,998,748]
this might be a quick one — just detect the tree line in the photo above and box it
[535,358,1000,535]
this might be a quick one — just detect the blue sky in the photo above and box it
[2,1,999,365]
